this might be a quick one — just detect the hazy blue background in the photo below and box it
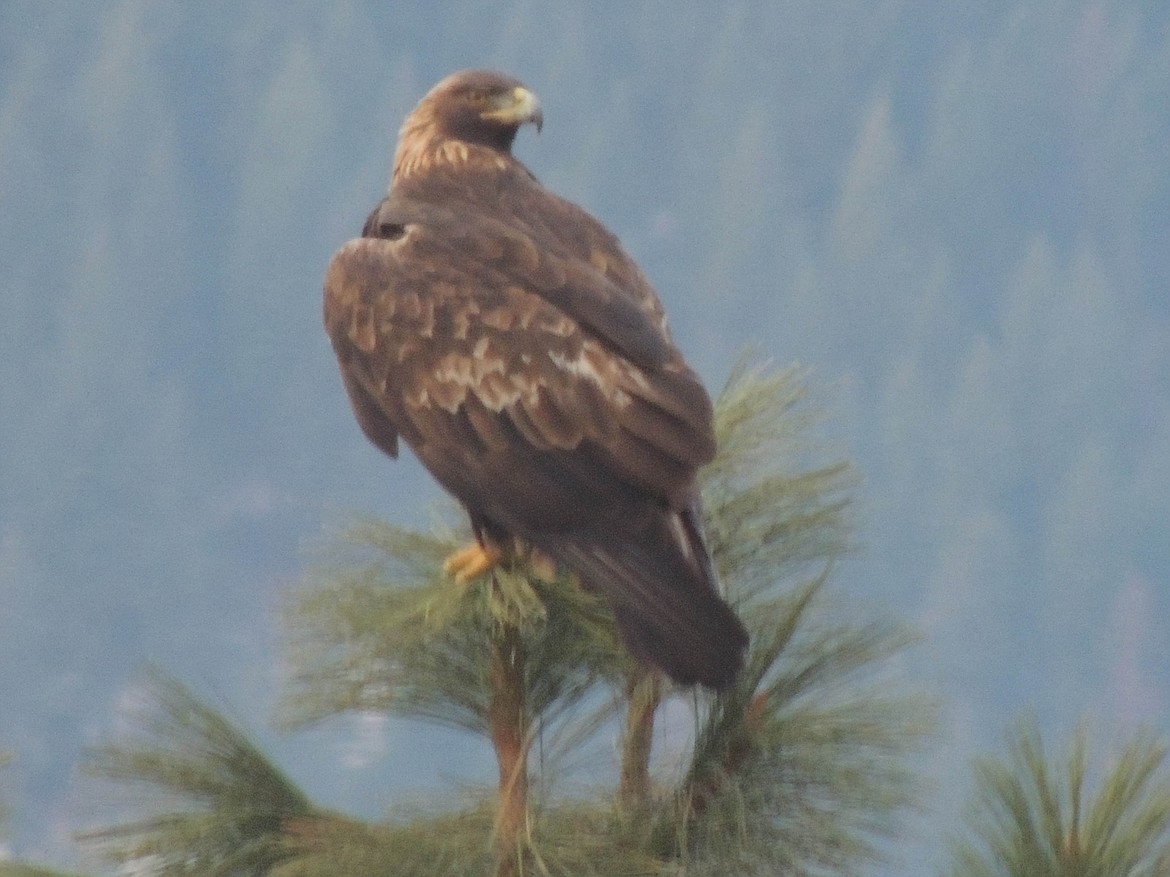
[2,2,1168,873]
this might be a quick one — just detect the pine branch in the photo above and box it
[950,719,1170,877]
[487,593,529,877]
[79,668,314,877]
[654,363,931,875]
[618,669,661,811]
[76,361,930,877]
[280,526,619,735]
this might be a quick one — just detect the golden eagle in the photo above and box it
[324,70,747,690]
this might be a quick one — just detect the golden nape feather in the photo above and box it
[323,69,747,690]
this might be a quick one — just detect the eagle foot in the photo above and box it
[523,547,560,583]
[443,541,503,584]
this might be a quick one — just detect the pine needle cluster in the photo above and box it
[949,719,1170,877]
[79,669,314,876]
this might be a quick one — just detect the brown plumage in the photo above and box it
[323,70,747,690]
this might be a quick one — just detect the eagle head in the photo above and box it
[397,69,543,172]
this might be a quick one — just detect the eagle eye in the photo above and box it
[379,222,406,240]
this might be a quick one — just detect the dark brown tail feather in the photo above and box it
[547,517,748,691]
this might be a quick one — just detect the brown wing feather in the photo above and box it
[325,203,713,505]
[496,183,669,336]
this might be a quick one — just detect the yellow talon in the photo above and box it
[526,548,559,583]
[443,541,503,583]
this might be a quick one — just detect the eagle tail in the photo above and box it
[549,505,748,691]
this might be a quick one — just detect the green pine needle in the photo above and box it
[949,718,1170,877]
[79,669,313,877]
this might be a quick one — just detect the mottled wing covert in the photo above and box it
[324,196,714,507]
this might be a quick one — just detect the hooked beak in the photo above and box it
[482,86,543,133]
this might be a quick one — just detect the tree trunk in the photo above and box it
[489,618,527,877]
[619,669,661,809]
